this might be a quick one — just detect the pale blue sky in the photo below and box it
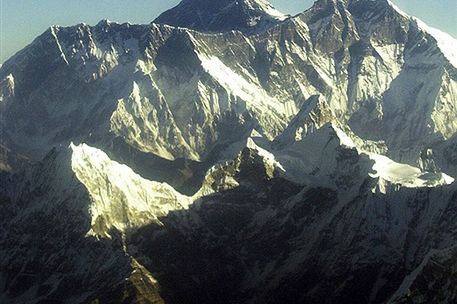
[0,0,456,64]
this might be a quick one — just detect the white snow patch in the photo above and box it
[198,55,285,113]
[246,137,286,172]
[249,128,263,138]
[334,126,356,148]
[442,173,455,185]
[50,26,70,65]
[368,153,454,188]
[4,74,14,92]
[0,74,15,102]
[5,73,14,84]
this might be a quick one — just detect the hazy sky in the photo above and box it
[1,0,456,64]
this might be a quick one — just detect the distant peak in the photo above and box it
[312,0,393,8]
[153,0,288,33]
[410,16,457,68]
[95,19,115,30]
[97,19,112,26]
[311,0,347,8]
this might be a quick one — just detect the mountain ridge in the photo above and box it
[3,6,456,164]
[154,0,288,33]
[1,0,457,302]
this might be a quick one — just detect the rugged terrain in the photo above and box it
[1,0,456,303]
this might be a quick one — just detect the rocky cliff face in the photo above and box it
[1,0,456,303]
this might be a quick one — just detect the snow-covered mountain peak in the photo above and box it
[154,0,288,33]
[312,0,346,5]
[412,19,457,68]
[274,95,335,146]
[273,120,454,193]
[69,143,193,237]
[196,139,287,197]
[384,0,457,68]
[96,19,113,27]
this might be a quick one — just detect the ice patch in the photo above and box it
[368,153,455,188]
[334,126,356,148]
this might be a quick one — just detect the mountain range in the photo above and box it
[1,0,456,303]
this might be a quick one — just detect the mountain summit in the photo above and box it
[1,0,457,303]
[154,0,288,32]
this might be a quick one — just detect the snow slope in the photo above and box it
[368,153,454,189]
[70,143,193,237]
